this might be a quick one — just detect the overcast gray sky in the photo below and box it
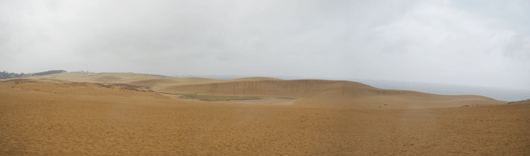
[1,0,529,90]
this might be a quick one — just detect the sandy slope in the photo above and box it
[34,73,505,108]
[1,73,527,155]
[26,73,166,84]
[160,79,504,109]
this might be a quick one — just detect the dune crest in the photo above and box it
[0,73,526,155]
[160,79,505,109]
[10,72,507,108]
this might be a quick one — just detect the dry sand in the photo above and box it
[1,73,529,155]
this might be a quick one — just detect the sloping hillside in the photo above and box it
[12,72,507,109]
[160,79,374,97]
[0,70,66,79]
[160,79,506,109]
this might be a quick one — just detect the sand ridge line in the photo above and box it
[16,72,508,109]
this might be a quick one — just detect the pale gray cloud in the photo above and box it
[0,0,529,90]
[504,34,530,60]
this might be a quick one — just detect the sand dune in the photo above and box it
[1,73,527,155]
[25,73,165,84]
[160,79,504,108]
[228,77,283,81]
[13,73,509,109]
[129,78,178,88]
[160,79,372,97]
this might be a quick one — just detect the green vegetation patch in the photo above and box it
[155,92,263,101]
[158,92,180,95]
[276,97,297,100]
[94,83,148,91]
[180,94,262,101]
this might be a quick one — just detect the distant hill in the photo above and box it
[0,70,66,79]
[32,70,67,76]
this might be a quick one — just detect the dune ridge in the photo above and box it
[0,73,528,155]
[13,72,506,109]
[160,79,505,108]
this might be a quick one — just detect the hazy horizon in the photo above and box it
[1,69,528,101]
[177,74,530,102]
[1,0,529,90]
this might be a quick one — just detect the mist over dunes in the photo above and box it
[157,74,530,102]
[0,72,528,155]
[2,0,530,155]
[161,79,503,109]
[18,72,507,109]
[0,70,66,79]
[4,70,526,101]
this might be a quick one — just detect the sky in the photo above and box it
[0,0,529,90]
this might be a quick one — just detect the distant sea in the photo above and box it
[172,75,530,102]
[348,79,530,102]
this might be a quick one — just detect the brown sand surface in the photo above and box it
[160,79,505,109]
[1,74,528,155]
[222,97,297,105]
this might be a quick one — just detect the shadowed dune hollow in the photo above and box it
[0,73,528,155]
